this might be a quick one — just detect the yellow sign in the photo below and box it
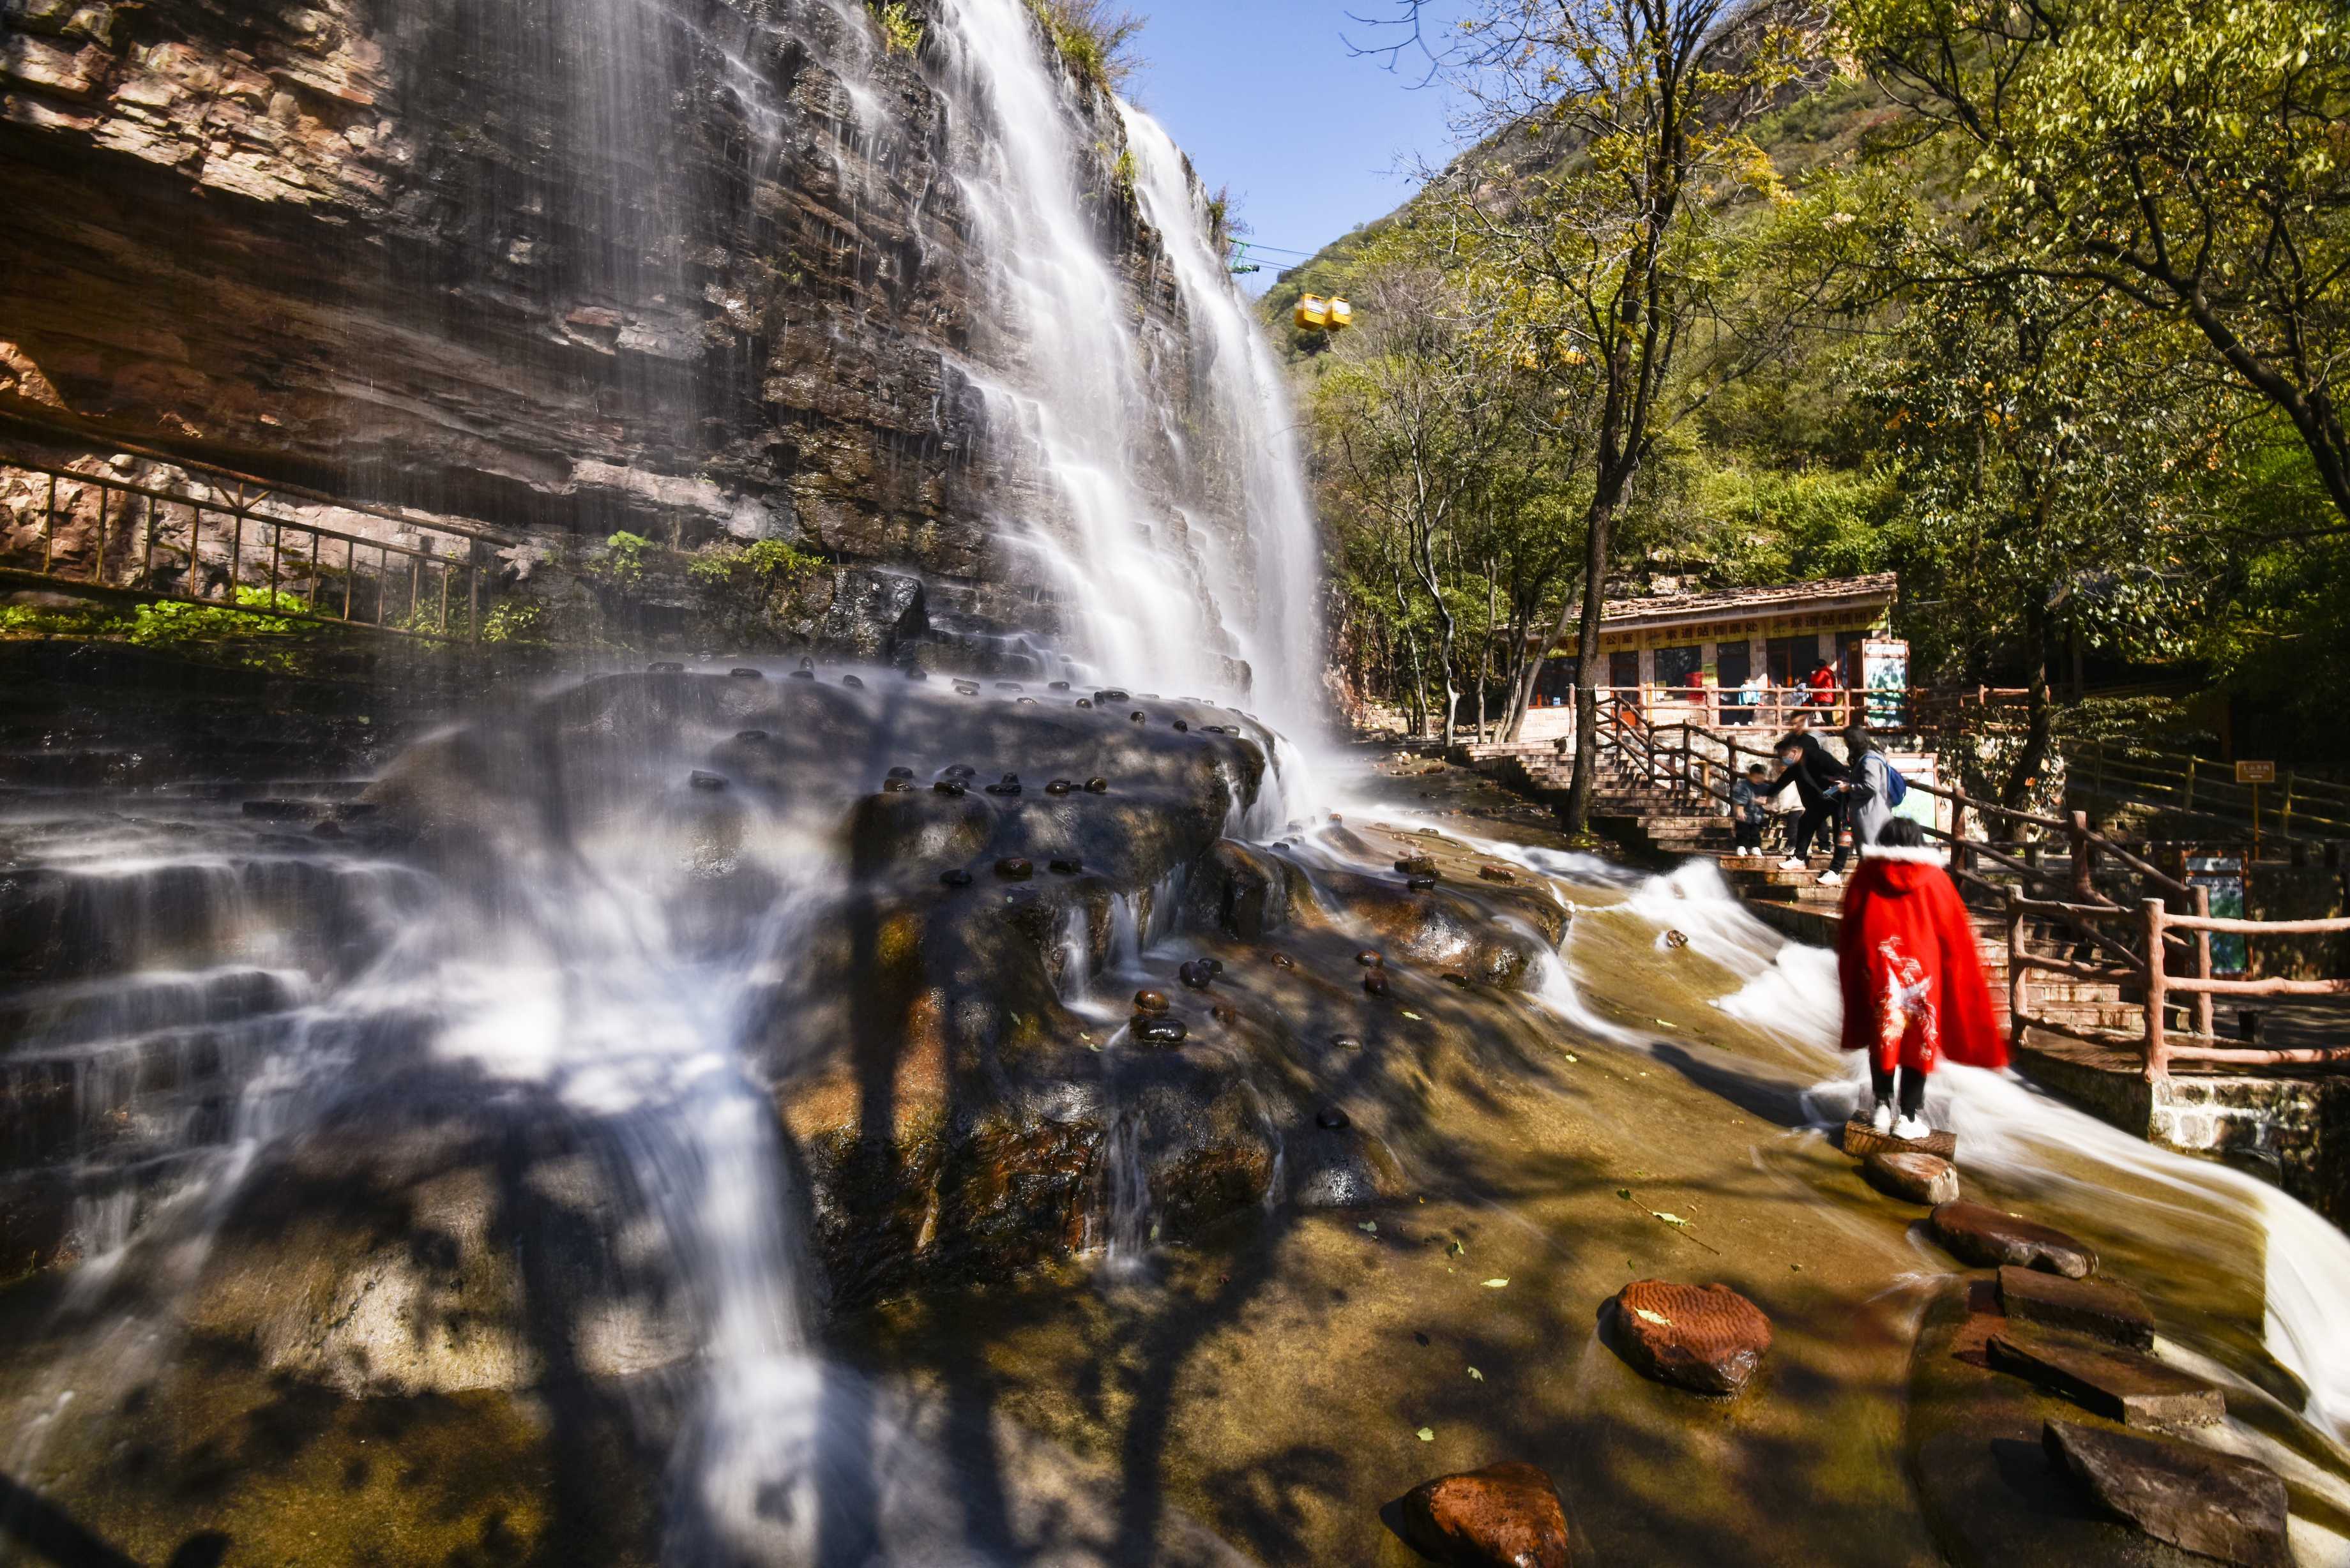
[2236,761,2277,785]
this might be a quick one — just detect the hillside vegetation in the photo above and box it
[1275,0,2350,810]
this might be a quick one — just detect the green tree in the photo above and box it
[1861,276,2225,804]
[1368,0,1841,827]
[1846,0,2350,529]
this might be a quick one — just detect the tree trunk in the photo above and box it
[2002,609,2056,813]
[1562,479,1628,835]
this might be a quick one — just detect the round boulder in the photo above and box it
[1397,1461,1572,1568]
[1864,1150,1960,1206]
[1607,1279,1772,1396]
[1930,1200,2097,1279]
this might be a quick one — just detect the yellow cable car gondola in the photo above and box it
[1294,294,1330,331]
[1324,297,1353,331]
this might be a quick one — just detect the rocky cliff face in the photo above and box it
[0,0,1182,648]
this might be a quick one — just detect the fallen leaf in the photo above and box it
[1560,1051,1580,1063]
[1651,1212,1688,1227]
[1482,1278,1510,1289]
[1654,1018,1678,1029]
[1634,1307,1674,1328]
[1446,1239,1465,1257]
[1401,1010,1424,1020]
[1359,1221,1379,1234]
[1467,1367,1484,1381]
[1416,1427,1436,1442]
[1616,1188,1633,1201]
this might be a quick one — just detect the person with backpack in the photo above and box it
[1838,817,2008,1139]
[1843,722,1907,849]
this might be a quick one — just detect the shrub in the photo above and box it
[1024,0,1144,92]
[873,1,923,54]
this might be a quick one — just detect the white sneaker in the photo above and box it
[1777,857,1805,871]
[1893,1114,1930,1142]
[1870,1099,1895,1134]
[1818,870,1843,887]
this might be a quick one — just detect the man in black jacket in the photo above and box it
[1762,718,1858,883]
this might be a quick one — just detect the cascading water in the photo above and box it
[925,0,1324,725]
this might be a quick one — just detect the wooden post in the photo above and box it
[2191,884,2214,1041]
[2069,811,2096,903]
[2006,887,2029,1044]
[2142,897,2169,1083]
[2183,757,2197,810]
[2282,771,2296,841]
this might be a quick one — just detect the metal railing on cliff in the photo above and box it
[1585,697,2350,1082]
[0,413,518,642]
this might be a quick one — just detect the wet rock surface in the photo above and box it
[1998,1265,2155,1349]
[1396,1461,1573,1568]
[1867,1150,1960,1205]
[1931,1200,2098,1278]
[2044,1420,2292,1567]
[1988,1325,2225,1429]
[1604,1279,1772,1396]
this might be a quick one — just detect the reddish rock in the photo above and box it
[1364,969,1392,999]
[1132,990,1169,1016]
[1477,864,1517,883]
[1607,1279,1771,1396]
[1397,1461,1572,1568]
[1932,1200,2096,1278]
[1864,1150,1959,1205]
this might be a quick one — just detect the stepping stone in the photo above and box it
[1864,1150,1959,1205]
[1841,1118,1956,1162]
[2043,1420,2291,1567]
[1395,856,1437,876]
[1989,1324,2223,1429]
[1999,1265,2153,1349]
[1932,1201,2097,1278]
[1607,1279,1772,1396]
[1397,1461,1572,1568]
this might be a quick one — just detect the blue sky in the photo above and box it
[1126,1,1466,293]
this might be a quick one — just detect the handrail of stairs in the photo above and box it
[1,435,514,642]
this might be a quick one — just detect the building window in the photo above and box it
[1608,650,1640,691]
[1655,645,1703,691]
[1767,635,1821,686]
[1717,642,1752,688]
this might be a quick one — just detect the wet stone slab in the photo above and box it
[2044,1420,2293,1567]
[1998,1266,2155,1350]
[1935,1201,2100,1279]
[1988,1324,2224,1429]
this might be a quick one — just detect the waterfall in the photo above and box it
[1119,107,1326,732]
[927,0,1322,714]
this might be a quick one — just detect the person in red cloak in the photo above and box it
[1838,817,2009,1140]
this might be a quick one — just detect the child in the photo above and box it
[1729,762,1768,856]
[1837,818,2008,1139]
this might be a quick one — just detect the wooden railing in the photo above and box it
[1,428,518,641]
[1580,698,2349,1083]
[2074,736,2350,850]
[2007,893,2350,1080]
